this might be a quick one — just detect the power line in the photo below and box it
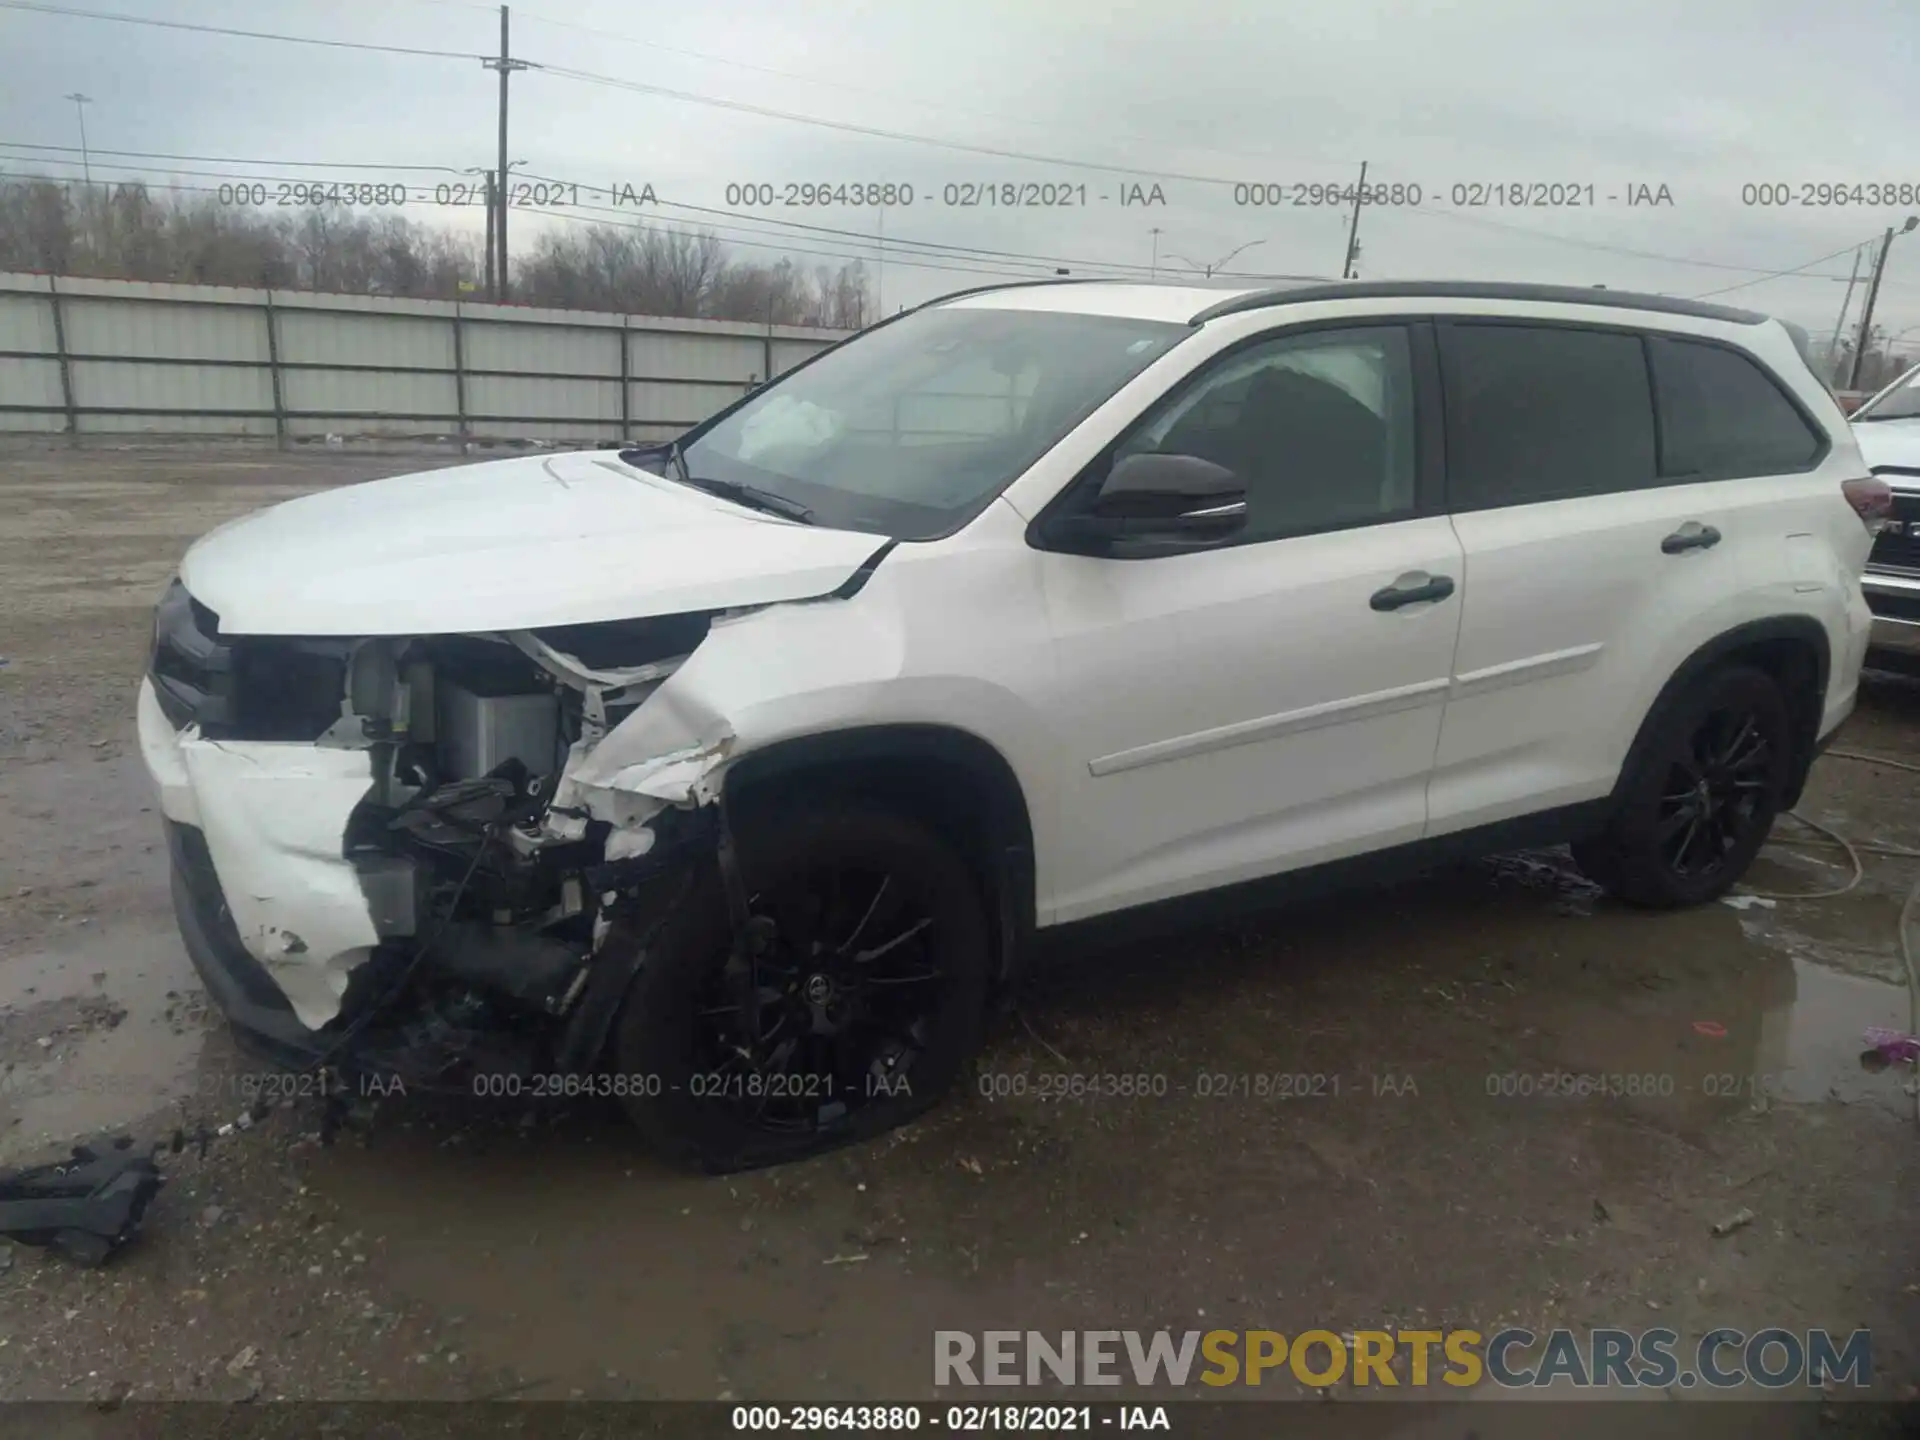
[1391,203,1857,281]
[514,171,1171,275]
[0,149,1178,278]
[533,64,1254,190]
[8,135,1912,299]
[0,166,1082,283]
[15,161,1911,312]
[0,11,1901,297]
[0,0,488,58]
[475,4,1358,172]
[524,70,1886,286]
[0,141,462,173]
[1689,235,1883,299]
[521,204,1092,282]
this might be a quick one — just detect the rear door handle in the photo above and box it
[1661,523,1721,554]
[1370,574,1456,611]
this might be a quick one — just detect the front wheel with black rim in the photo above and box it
[614,802,992,1172]
[1573,664,1793,908]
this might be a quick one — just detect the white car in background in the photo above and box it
[140,278,1875,1170]
[1850,363,1920,667]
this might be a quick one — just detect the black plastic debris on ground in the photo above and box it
[0,1138,164,1266]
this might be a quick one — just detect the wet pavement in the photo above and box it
[0,444,1915,1412]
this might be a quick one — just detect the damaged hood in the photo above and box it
[179,450,889,636]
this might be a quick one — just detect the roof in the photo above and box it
[932,278,1318,324]
[928,278,1769,328]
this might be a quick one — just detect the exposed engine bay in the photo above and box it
[145,578,754,1088]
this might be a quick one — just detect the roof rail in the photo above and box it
[917,277,1113,311]
[1188,280,1769,327]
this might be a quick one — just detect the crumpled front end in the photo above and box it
[138,576,745,1077]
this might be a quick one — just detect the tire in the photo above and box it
[1573,664,1793,908]
[614,801,992,1172]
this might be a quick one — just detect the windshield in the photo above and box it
[672,306,1190,539]
[1856,365,1920,421]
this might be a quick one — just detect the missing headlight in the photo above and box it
[530,612,714,671]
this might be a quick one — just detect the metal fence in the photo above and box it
[0,271,851,446]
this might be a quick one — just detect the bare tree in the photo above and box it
[0,176,865,326]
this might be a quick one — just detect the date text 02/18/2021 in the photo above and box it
[731,1405,1169,1432]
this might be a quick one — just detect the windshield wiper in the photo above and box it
[674,472,816,524]
[619,439,814,522]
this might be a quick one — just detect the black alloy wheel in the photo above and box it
[1574,664,1793,908]
[1652,702,1776,883]
[698,860,948,1135]
[615,803,991,1170]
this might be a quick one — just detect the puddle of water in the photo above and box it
[1520,939,1915,1123]
[1760,959,1915,1109]
[0,923,209,1162]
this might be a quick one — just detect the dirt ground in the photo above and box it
[1,443,1917,1424]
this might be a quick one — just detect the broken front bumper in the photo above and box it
[164,817,330,1064]
[139,675,391,1042]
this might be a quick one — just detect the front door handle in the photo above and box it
[1370,574,1456,611]
[1661,523,1722,554]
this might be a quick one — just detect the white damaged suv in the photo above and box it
[140,279,1876,1169]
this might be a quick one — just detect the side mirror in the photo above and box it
[1047,452,1248,552]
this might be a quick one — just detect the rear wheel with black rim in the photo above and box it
[1573,664,1793,908]
[615,802,992,1171]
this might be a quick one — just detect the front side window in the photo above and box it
[1440,322,1657,509]
[1108,325,1417,543]
[675,306,1189,539]
[1649,335,1823,477]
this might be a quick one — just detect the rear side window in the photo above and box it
[1648,336,1824,478]
[1439,323,1657,509]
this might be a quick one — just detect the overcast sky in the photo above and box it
[3,0,1918,345]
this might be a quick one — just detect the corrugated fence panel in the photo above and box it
[771,339,829,375]
[0,292,56,353]
[282,368,457,419]
[63,296,267,362]
[284,414,436,439]
[628,329,762,383]
[467,375,621,423]
[462,419,625,444]
[87,411,277,437]
[279,308,455,370]
[463,320,616,378]
[0,357,64,408]
[0,272,854,441]
[627,379,748,427]
[71,358,272,415]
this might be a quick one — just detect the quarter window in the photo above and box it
[1648,336,1823,477]
[1439,323,1657,508]
[1112,325,1417,543]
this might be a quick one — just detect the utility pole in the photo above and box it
[1341,160,1368,279]
[1828,245,1865,375]
[1149,226,1163,280]
[876,205,884,318]
[1851,217,1919,390]
[482,171,497,300]
[64,93,92,187]
[482,5,529,300]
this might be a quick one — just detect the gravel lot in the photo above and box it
[0,443,1916,1425]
